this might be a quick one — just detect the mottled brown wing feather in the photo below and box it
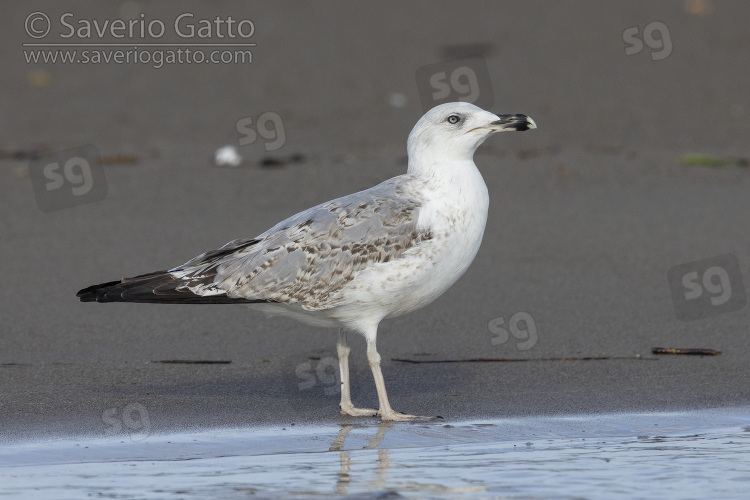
[169,176,431,310]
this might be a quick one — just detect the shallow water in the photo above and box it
[2,407,749,499]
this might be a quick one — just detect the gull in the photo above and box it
[77,102,537,421]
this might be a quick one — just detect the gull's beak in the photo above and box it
[490,114,537,132]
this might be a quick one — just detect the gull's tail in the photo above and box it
[76,270,265,304]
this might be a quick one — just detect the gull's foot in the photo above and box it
[340,403,378,417]
[378,410,441,422]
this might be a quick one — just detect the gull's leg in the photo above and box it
[337,329,377,417]
[365,336,421,422]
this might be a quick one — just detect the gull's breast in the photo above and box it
[332,170,490,323]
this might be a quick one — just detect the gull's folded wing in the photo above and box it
[78,177,430,308]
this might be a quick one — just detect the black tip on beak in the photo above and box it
[491,114,537,131]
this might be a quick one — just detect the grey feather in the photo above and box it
[169,176,432,310]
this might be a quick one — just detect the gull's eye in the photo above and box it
[447,115,461,124]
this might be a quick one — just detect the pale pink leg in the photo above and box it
[337,329,377,416]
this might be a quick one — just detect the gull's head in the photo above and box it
[407,102,536,168]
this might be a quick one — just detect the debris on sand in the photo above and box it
[214,145,243,167]
[652,347,722,356]
[680,153,748,168]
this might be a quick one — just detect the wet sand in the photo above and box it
[2,408,749,498]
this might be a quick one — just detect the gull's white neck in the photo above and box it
[406,137,490,211]
[407,156,489,223]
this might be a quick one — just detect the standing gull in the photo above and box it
[77,102,537,421]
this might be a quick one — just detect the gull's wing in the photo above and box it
[78,177,431,309]
[174,176,431,309]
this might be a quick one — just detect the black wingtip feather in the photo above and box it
[77,270,268,304]
[77,280,122,302]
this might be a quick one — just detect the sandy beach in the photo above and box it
[1,0,748,477]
